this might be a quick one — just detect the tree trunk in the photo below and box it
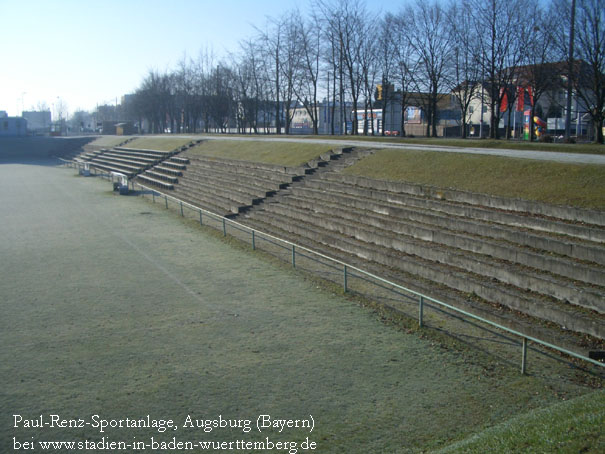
[595,117,604,144]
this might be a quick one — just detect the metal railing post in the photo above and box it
[419,296,424,328]
[292,245,296,268]
[165,195,168,209]
[152,191,155,203]
[199,210,203,225]
[251,230,256,250]
[180,201,184,217]
[521,338,528,375]
[222,218,226,236]
[343,265,348,292]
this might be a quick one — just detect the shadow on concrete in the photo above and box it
[0,158,63,167]
[0,136,95,166]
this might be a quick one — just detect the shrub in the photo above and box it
[540,134,554,143]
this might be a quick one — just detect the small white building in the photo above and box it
[0,116,27,137]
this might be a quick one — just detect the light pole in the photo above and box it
[20,92,27,116]
[565,0,576,140]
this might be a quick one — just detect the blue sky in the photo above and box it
[0,0,399,118]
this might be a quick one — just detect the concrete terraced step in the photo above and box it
[177,178,260,208]
[102,152,158,165]
[114,147,173,158]
[162,161,187,170]
[184,156,299,184]
[281,192,605,287]
[170,156,190,164]
[182,153,312,175]
[322,172,605,227]
[240,213,603,355]
[154,165,183,177]
[88,162,135,178]
[259,199,605,314]
[244,206,605,340]
[301,175,605,246]
[142,170,178,184]
[182,167,283,197]
[90,157,142,173]
[137,174,174,190]
[171,188,239,217]
[286,184,605,269]
[93,155,153,170]
[174,182,252,214]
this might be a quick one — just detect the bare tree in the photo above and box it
[573,0,605,143]
[320,5,346,134]
[376,14,398,136]
[405,0,452,137]
[551,0,578,140]
[256,18,287,134]
[391,12,419,137]
[233,40,259,133]
[54,98,69,124]
[292,11,322,134]
[278,13,301,134]
[317,0,368,135]
[471,0,532,139]
[359,13,379,135]
[516,6,560,141]
[448,2,481,138]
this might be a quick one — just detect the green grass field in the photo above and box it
[343,148,605,210]
[1,162,601,453]
[434,390,605,454]
[186,139,333,167]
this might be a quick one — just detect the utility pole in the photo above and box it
[564,0,576,140]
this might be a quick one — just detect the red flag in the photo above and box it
[527,86,534,107]
[500,87,508,112]
[516,86,525,111]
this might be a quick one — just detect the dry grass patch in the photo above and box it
[434,390,605,454]
[87,135,129,148]
[295,135,605,155]
[127,136,195,151]
[343,148,605,210]
[187,139,333,167]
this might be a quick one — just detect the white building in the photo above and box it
[0,116,27,136]
[22,111,51,134]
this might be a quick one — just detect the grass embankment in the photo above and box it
[434,389,605,454]
[296,134,605,155]
[344,149,605,210]
[186,139,333,167]
[86,135,129,149]
[126,136,195,151]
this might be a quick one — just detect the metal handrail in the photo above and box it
[60,155,602,375]
[127,180,605,373]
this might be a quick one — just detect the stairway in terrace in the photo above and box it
[139,147,356,218]
[236,152,605,353]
